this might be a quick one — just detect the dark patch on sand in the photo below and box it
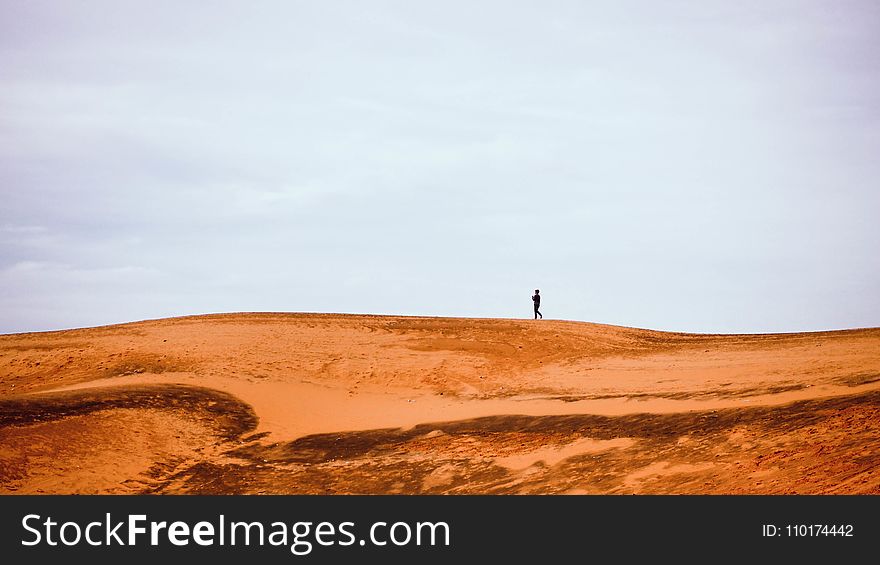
[834,372,880,387]
[544,382,808,403]
[184,390,880,494]
[229,391,878,465]
[0,384,258,440]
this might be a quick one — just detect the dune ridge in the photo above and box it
[1,313,879,494]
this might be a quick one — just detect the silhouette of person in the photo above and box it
[532,289,542,319]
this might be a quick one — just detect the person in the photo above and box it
[532,289,542,319]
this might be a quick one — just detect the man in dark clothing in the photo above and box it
[532,289,542,319]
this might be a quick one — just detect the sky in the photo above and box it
[1,0,879,334]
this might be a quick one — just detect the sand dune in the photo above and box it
[1,313,879,494]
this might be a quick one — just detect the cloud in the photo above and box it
[1,1,878,333]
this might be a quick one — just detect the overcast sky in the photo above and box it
[1,1,878,334]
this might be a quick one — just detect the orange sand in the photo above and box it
[1,313,878,494]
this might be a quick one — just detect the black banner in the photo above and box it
[1,495,875,563]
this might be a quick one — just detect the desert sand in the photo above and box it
[1,313,878,494]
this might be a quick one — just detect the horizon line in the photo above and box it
[2,311,878,339]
